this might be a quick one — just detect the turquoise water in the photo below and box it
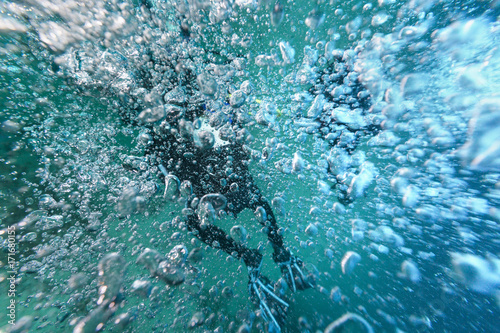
[1,0,500,332]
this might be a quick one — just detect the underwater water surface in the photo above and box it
[1,0,500,332]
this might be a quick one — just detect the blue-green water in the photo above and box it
[1,0,500,332]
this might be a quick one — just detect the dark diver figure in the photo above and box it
[128,6,316,329]
[300,51,379,206]
[144,107,315,331]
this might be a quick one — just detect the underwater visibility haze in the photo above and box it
[1,0,500,332]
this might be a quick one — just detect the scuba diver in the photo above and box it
[142,89,315,331]
[299,51,378,206]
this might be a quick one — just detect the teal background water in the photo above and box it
[1,0,500,332]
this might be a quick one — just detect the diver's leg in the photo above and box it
[249,187,316,292]
[250,196,290,263]
[242,181,290,263]
[185,211,288,331]
[185,213,262,268]
[224,180,290,263]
